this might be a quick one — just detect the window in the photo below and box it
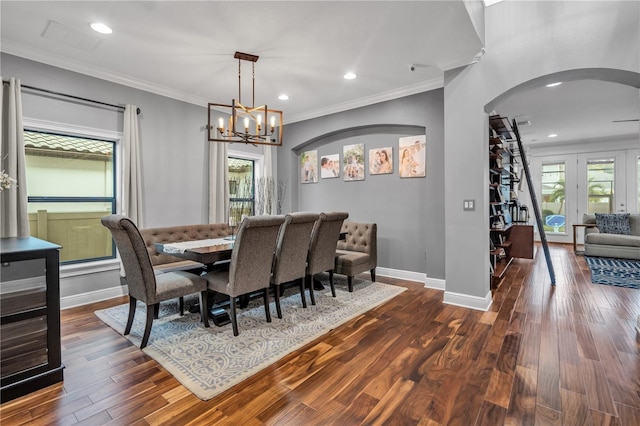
[25,130,116,264]
[541,162,566,233]
[586,159,614,214]
[228,157,255,224]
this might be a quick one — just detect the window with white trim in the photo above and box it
[24,130,117,264]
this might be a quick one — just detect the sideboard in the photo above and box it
[1,237,63,402]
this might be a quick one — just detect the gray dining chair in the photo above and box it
[305,211,349,304]
[270,212,320,318]
[204,215,286,336]
[101,214,209,349]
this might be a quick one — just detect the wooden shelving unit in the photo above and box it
[489,115,534,289]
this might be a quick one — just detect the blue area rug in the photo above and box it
[585,257,640,289]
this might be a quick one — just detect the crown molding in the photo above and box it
[286,77,444,124]
[2,41,210,107]
[4,41,443,123]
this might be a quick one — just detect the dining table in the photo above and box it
[155,231,348,325]
[156,238,236,325]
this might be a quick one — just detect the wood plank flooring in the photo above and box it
[1,243,639,425]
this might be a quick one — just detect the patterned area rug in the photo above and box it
[95,275,406,400]
[585,257,640,289]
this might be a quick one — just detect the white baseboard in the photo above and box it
[61,285,128,310]
[376,267,425,284]
[443,290,492,311]
[424,277,446,291]
[376,267,445,290]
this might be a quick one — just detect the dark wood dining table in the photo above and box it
[155,239,235,325]
[155,240,234,270]
[155,231,348,324]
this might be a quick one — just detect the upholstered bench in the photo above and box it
[334,220,377,292]
[140,223,232,273]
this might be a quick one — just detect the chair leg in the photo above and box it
[370,268,376,282]
[329,271,336,297]
[153,303,160,319]
[179,296,184,316]
[230,297,239,336]
[124,296,137,335]
[274,285,282,319]
[299,277,307,308]
[347,276,353,292]
[307,274,316,306]
[199,291,210,328]
[263,288,272,323]
[140,303,157,349]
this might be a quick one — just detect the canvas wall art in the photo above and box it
[369,147,393,175]
[320,154,340,178]
[300,150,318,183]
[343,143,365,181]
[399,135,426,178]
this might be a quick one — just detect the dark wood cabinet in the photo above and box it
[1,237,63,403]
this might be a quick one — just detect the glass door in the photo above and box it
[577,151,628,218]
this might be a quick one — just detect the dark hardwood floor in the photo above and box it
[1,243,639,425]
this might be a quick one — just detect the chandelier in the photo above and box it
[207,51,283,146]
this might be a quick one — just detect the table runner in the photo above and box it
[162,238,230,253]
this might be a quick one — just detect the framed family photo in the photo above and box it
[300,150,318,183]
[398,135,426,178]
[369,147,393,175]
[343,143,365,181]
[320,153,340,178]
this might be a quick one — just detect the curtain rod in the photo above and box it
[2,79,141,115]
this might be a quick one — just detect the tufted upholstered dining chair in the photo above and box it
[101,214,209,349]
[305,211,349,304]
[334,220,377,292]
[270,212,320,318]
[204,214,285,336]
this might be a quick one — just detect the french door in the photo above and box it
[531,148,639,244]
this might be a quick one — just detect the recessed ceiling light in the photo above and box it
[548,134,558,138]
[278,94,289,101]
[90,22,112,34]
[546,82,562,88]
[343,72,357,80]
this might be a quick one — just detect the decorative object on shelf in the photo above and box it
[343,143,365,181]
[0,170,17,191]
[207,51,283,146]
[300,150,318,183]
[398,135,426,178]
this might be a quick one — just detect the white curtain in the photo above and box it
[261,145,274,215]
[209,141,228,223]
[1,77,30,238]
[122,105,143,227]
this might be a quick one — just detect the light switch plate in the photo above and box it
[463,199,475,211]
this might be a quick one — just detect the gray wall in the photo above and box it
[280,91,445,278]
[2,53,263,228]
[443,0,639,303]
[1,53,266,301]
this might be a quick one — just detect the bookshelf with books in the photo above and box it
[489,115,534,288]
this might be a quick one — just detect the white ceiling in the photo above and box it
[492,79,639,147]
[1,1,638,145]
[0,1,483,123]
